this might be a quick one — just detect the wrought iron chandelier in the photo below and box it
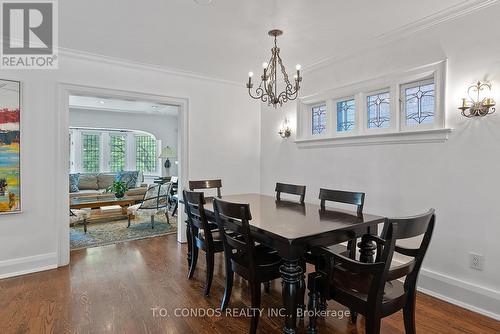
[246,29,302,108]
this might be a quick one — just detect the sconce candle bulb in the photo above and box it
[278,118,292,139]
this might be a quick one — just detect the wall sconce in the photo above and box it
[278,118,291,138]
[459,81,496,117]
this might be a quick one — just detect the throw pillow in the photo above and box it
[79,173,99,190]
[115,171,139,189]
[97,173,115,190]
[69,173,80,193]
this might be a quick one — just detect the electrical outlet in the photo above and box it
[469,253,484,271]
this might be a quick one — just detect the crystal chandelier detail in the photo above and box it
[246,29,302,108]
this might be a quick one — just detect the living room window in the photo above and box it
[82,133,101,173]
[70,128,161,176]
[109,133,126,172]
[135,135,157,173]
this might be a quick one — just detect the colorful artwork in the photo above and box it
[0,80,20,213]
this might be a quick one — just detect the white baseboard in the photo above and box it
[391,259,500,321]
[0,252,58,279]
[416,267,500,320]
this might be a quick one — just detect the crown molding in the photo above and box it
[58,47,242,86]
[303,0,499,74]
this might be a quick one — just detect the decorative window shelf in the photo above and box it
[294,128,452,148]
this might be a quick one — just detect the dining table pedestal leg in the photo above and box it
[358,229,377,263]
[280,258,304,334]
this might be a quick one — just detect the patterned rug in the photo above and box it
[70,213,177,250]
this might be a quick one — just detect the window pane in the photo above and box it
[82,134,100,173]
[405,82,435,126]
[312,104,327,135]
[367,92,390,129]
[135,136,157,173]
[337,99,355,132]
[109,134,126,172]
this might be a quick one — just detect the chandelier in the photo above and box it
[246,29,302,108]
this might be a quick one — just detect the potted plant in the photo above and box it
[106,181,128,198]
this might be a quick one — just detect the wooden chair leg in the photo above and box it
[165,211,170,224]
[127,214,132,228]
[347,239,358,321]
[403,293,417,334]
[249,281,261,334]
[221,266,233,310]
[172,202,178,216]
[365,315,381,334]
[204,250,215,297]
[83,219,87,234]
[188,239,198,279]
[151,215,155,229]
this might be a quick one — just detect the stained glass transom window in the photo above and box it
[82,133,100,173]
[312,104,327,135]
[336,99,355,132]
[109,134,126,172]
[404,82,435,126]
[367,92,390,129]
[135,136,157,173]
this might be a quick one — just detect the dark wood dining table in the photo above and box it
[184,193,385,334]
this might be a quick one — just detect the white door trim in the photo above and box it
[56,82,189,267]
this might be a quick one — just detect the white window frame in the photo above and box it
[70,127,161,177]
[400,77,439,132]
[363,87,396,135]
[296,60,450,147]
[333,95,357,136]
[309,101,329,137]
[80,131,103,173]
[108,131,128,172]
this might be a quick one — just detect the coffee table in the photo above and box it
[70,196,137,232]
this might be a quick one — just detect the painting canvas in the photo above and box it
[0,80,20,213]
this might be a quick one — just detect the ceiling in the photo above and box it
[69,95,179,116]
[60,0,476,82]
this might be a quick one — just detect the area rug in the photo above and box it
[70,213,177,250]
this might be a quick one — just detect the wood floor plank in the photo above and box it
[0,234,498,334]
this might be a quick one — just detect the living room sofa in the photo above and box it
[69,172,147,201]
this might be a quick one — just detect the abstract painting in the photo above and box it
[0,80,20,213]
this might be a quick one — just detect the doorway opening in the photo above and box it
[57,84,188,264]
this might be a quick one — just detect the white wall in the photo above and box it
[260,6,500,319]
[69,108,179,176]
[0,51,260,278]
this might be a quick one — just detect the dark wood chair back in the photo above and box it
[275,182,306,204]
[189,179,222,198]
[183,190,213,244]
[213,198,257,272]
[319,188,365,216]
[330,209,435,316]
[379,209,436,286]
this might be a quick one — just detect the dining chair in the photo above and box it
[275,182,306,204]
[213,198,282,334]
[318,188,365,259]
[189,179,222,198]
[127,183,170,228]
[183,190,224,297]
[307,209,435,334]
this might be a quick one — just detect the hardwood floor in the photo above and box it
[1,234,499,334]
